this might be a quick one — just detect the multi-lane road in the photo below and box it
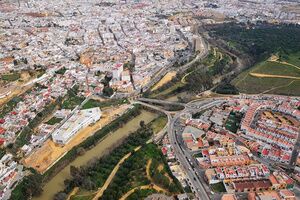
[138,94,300,199]
[167,99,224,200]
[135,97,225,200]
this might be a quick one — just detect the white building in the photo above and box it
[52,107,101,144]
[121,70,131,82]
[0,154,23,200]
[112,63,123,80]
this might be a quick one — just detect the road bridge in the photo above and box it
[138,98,186,107]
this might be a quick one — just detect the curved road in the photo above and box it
[137,98,225,200]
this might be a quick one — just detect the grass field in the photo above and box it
[1,73,21,82]
[82,98,128,110]
[150,115,167,134]
[250,61,300,77]
[210,182,226,193]
[283,51,300,66]
[126,188,156,200]
[45,117,62,125]
[71,194,94,200]
[232,52,300,96]
[61,94,85,110]
[225,112,243,133]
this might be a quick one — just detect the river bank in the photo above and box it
[33,110,158,200]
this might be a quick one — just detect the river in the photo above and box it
[33,110,158,200]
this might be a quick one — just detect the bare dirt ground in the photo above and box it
[0,71,35,107]
[151,71,177,91]
[249,72,300,80]
[23,104,130,173]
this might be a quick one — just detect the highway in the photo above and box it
[167,99,224,200]
[134,98,222,200]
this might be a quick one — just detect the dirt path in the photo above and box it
[267,56,300,70]
[274,60,300,70]
[260,80,295,94]
[119,184,166,200]
[66,187,79,200]
[118,159,168,200]
[146,159,152,180]
[180,71,192,84]
[146,159,168,193]
[92,152,133,200]
[92,144,143,200]
[249,72,300,80]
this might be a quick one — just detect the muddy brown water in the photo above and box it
[33,110,158,200]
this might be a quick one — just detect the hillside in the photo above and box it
[208,23,300,96]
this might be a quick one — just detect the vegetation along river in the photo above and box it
[33,110,158,200]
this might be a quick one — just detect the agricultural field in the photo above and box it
[232,52,300,96]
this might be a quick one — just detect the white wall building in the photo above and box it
[52,107,101,145]
[112,63,123,80]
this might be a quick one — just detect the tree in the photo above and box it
[103,87,114,97]
[54,192,67,200]
[76,147,86,155]
[70,165,80,178]
[11,173,43,199]
[139,120,145,128]
[185,69,213,94]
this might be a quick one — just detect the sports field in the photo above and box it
[232,52,300,96]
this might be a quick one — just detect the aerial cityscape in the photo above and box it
[0,0,300,200]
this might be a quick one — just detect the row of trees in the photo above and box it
[185,69,213,94]
[56,120,154,198]
[43,105,142,183]
[10,170,43,200]
[10,106,142,200]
